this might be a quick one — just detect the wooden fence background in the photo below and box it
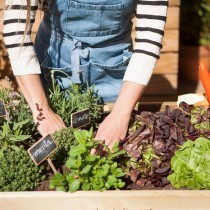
[0,0,180,102]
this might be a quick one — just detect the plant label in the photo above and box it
[27,134,58,165]
[71,108,90,129]
[0,100,6,118]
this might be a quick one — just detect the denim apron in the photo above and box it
[34,0,136,102]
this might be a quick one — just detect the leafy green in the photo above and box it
[49,128,126,192]
[168,137,210,189]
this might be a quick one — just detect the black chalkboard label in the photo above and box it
[0,100,6,118]
[71,108,90,129]
[27,134,58,165]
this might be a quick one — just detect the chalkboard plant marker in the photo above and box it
[71,108,90,129]
[27,134,58,174]
[0,99,6,118]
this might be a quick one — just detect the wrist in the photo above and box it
[112,103,133,117]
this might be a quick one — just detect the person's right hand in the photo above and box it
[33,107,66,137]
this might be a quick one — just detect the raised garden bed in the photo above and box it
[0,81,210,210]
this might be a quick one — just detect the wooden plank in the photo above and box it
[169,0,181,6]
[143,74,178,96]
[154,53,178,74]
[0,1,4,9]
[0,191,210,210]
[160,101,177,111]
[141,95,177,103]
[166,7,180,29]
[162,30,179,52]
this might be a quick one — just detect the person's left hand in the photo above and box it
[93,110,131,154]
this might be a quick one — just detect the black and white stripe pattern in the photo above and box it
[124,0,168,85]
[3,0,168,85]
[3,0,41,75]
[134,0,168,59]
[3,0,37,50]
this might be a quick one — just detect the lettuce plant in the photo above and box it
[123,105,200,188]
[168,137,210,189]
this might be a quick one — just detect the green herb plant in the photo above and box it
[168,137,210,190]
[0,83,46,192]
[50,128,126,192]
[48,75,102,128]
[0,147,46,192]
[51,126,78,167]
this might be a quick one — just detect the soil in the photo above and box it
[36,180,52,191]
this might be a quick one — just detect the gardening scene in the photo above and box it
[0,0,210,210]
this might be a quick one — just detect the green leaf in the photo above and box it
[0,150,4,159]
[9,135,31,141]
[82,182,91,191]
[98,164,110,177]
[49,173,65,190]
[69,145,87,157]
[110,162,117,172]
[88,127,93,139]
[66,158,81,169]
[13,119,30,130]
[74,130,86,145]
[117,180,125,188]
[107,175,117,186]
[69,179,80,193]
[80,165,92,175]
[10,145,21,151]
[85,154,98,162]
[111,141,120,153]
[110,150,126,158]
[66,175,75,183]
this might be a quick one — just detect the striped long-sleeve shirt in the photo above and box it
[3,0,168,85]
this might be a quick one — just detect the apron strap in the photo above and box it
[71,39,89,83]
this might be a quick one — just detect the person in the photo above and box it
[3,0,168,149]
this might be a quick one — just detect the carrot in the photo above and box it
[199,63,210,103]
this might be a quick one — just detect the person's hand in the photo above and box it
[93,110,131,154]
[33,107,66,137]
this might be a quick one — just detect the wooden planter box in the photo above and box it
[1,190,210,210]
[0,101,209,210]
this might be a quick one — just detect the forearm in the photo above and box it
[16,74,49,114]
[112,81,145,115]
[16,74,66,136]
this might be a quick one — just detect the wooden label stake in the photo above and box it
[47,158,57,174]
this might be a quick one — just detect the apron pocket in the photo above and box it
[66,1,124,36]
[89,51,132,102]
